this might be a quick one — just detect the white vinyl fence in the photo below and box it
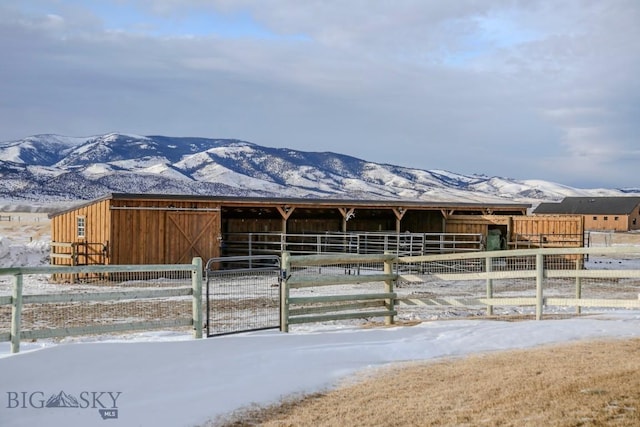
[4,248,639,346]
[280,247,640,329]
[280,252,397,332]
[0,258,203,353]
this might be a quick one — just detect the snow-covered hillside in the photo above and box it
[1,133,638,207]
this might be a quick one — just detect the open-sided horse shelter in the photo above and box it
[48,193,583,266]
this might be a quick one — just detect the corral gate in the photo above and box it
[205,255,281,337]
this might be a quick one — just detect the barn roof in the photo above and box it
[49,192,531,218]
[533,197,640,215]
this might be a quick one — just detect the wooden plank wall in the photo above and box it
[51,198,539,267]
[584,215,630,232]
[512,215,583,236]
[632,210,640,231]
[225,218,283,233]
[165,211,220,264]
[288,218,344,233]
[110,207,165,265]
[109,199,221,265]
[445,215,584,248]
[50,199,111,266]
[445,215,510,235]
[402,211,443,233]
[512,216,583,248]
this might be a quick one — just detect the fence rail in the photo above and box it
[50,241,108,267]
[398,247,640,319]
[509,233,584,249]
[0,258,203,353]
[223,232,484,258]
[280,252,397,331]
[280,247,640,329]
[3,247,638,346]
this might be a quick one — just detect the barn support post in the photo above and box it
[338,208,355,233]
[485,256,494,316]
[392,207,406,234]
[10,274,23,354]
[277,206,294,237]
[280,252,291,332]
[536,253,544,320]
[191,257,203,339]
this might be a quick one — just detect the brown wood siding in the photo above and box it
[512,216,583,247]
[631,209,640,231]
[50,195,533,266]
[110,207,168,264]
[50,199,111,266]
[445,215,584,248]
[222,209,444,234]
[445,215,510,235]
[288,218,343,233]
[402,211,443,233]
[445,222,488,235]
[584,214,631,232]
[513,215,582,235]
[107,199,222,264]
[344,218,395,232]
[224,218,283,234]
[165,211,220,264]
[534,202,640,232]
[342,209,396,232]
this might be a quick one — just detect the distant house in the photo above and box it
[533,197,640,232]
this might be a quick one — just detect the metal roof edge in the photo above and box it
[48,193,115,218]
[107,192,531,207]
[48,192,531,218]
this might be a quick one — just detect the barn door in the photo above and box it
[166,212,221,264]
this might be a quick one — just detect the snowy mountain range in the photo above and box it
[0,133,637,207]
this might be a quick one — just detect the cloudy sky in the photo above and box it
[1,1,638,189]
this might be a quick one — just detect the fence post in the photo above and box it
[384,252,395,326]
[192,257,203,339]
[485,256,494,316]
[536,253,544,320]
[10,274,23,354]
[280,251,290,332]
[575,257,582,315]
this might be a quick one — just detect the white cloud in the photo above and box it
[0,0,638,188]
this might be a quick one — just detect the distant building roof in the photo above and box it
[533,197,640,215]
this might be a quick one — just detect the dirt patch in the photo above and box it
[0,213,51,243]
[214,338,640,426]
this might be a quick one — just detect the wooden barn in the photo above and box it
[533,197,640,232]
[48,193,583,267]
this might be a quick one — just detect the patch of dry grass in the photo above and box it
[0,213,50,243]
[215,338,640,426]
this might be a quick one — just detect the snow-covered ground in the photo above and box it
[2,218,640,426]
[1,314,640,427]
[0,213,50,268]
